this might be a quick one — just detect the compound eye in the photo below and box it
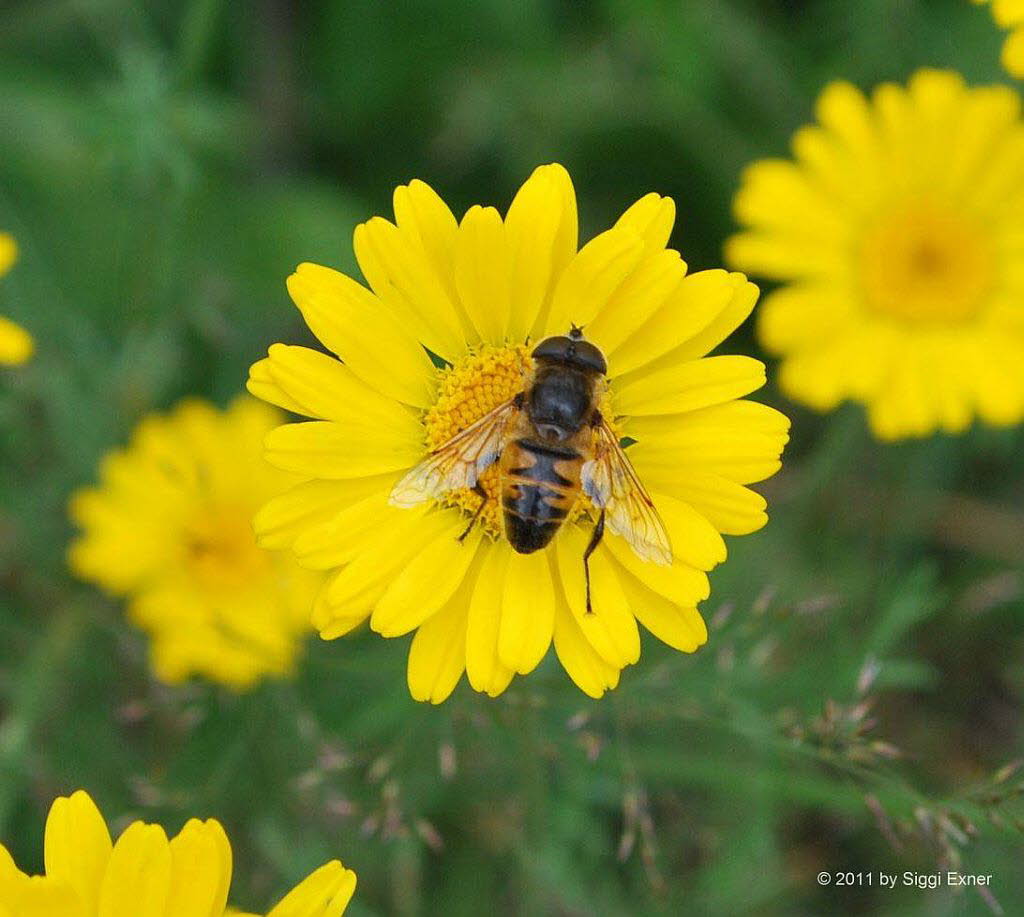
[531,335,573,362]
[573,341,607,374]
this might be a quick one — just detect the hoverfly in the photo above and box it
[390,327,672,612]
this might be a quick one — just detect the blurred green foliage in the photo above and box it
[1,1,1023,914]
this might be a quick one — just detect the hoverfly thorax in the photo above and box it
[528,329,606,443]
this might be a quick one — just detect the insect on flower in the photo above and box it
[249,164,789,701]
[391,325,671,614]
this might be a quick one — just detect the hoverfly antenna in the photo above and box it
[568,323,584,339]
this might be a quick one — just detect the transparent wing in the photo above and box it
[389,399,519,507]
[581,418,672,565]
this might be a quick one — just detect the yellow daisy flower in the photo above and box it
[249,164,788,702]
[0,789,356,917]
[0,232,34,366]
[973,0,1024,78]
[69,397,320,689]
[727,69,1024,440]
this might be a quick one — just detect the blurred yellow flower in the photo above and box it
[249,163,788,702]
[973,0,1024,77]
[727,69,1024,439]
[0,789,356,917]
[69,397,320,689]
[0,232,33,366]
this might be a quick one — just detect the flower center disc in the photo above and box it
[184,505,269,590]
[860,200,994,324]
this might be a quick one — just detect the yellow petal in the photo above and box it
[407,587,471,704]
[613,193,675,251]
[319,505,436,619]
[733,154,851,234]
[506,164,578,342]
[908,68,966,112]
[247,358,307,415]
[0,875,86,917]
[756,284,856,354]
[602,537,710,608]
[68,483,182,595]
[98,823,172,917]
[255,476,394,551]
[465,545,515,696]
[734,154,851,229]
[663,276,759,365]
[551,597,621,699]
[266,861,357,917]
[725,230,847,282]
[965,331,1024,427]
[312,576,368,639]
[791,125,879,218]
[613,355,766,416]
[292,489,391,569]
[0,315,33,365]
[725,154,852,272]
[863,335,974,439]
[353,217,469,359]
[1005,28,1024,77]
[263,421,421,478]
[392,179,459,303]
[370,523,482,638]
[653,492,727,571]
[814,80,879,167]
[0,844,21,881]
[455,206,511,346]
[776,323,898,412]
[261,345,421,435]
[629,401,790,485]
[644,470,768,536]
[498,549,555,675]
[585,249,687,358]
[166,819,232,917]
[609,270,754,376]
[935,85,1019,199]
[556,527,641,668]
[541,227,645,337]
[871,80,914,170]
[616,572,708,653]
[286,263,436,407]
[44,790,113,914]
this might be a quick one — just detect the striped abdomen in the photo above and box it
[500,438,582,554]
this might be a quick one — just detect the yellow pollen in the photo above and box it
[183,504,269,591]
[860,199,994,324]
[422,344,616,539]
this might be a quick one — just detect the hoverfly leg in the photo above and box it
[458,482,489,543]
[582,509,606,615]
